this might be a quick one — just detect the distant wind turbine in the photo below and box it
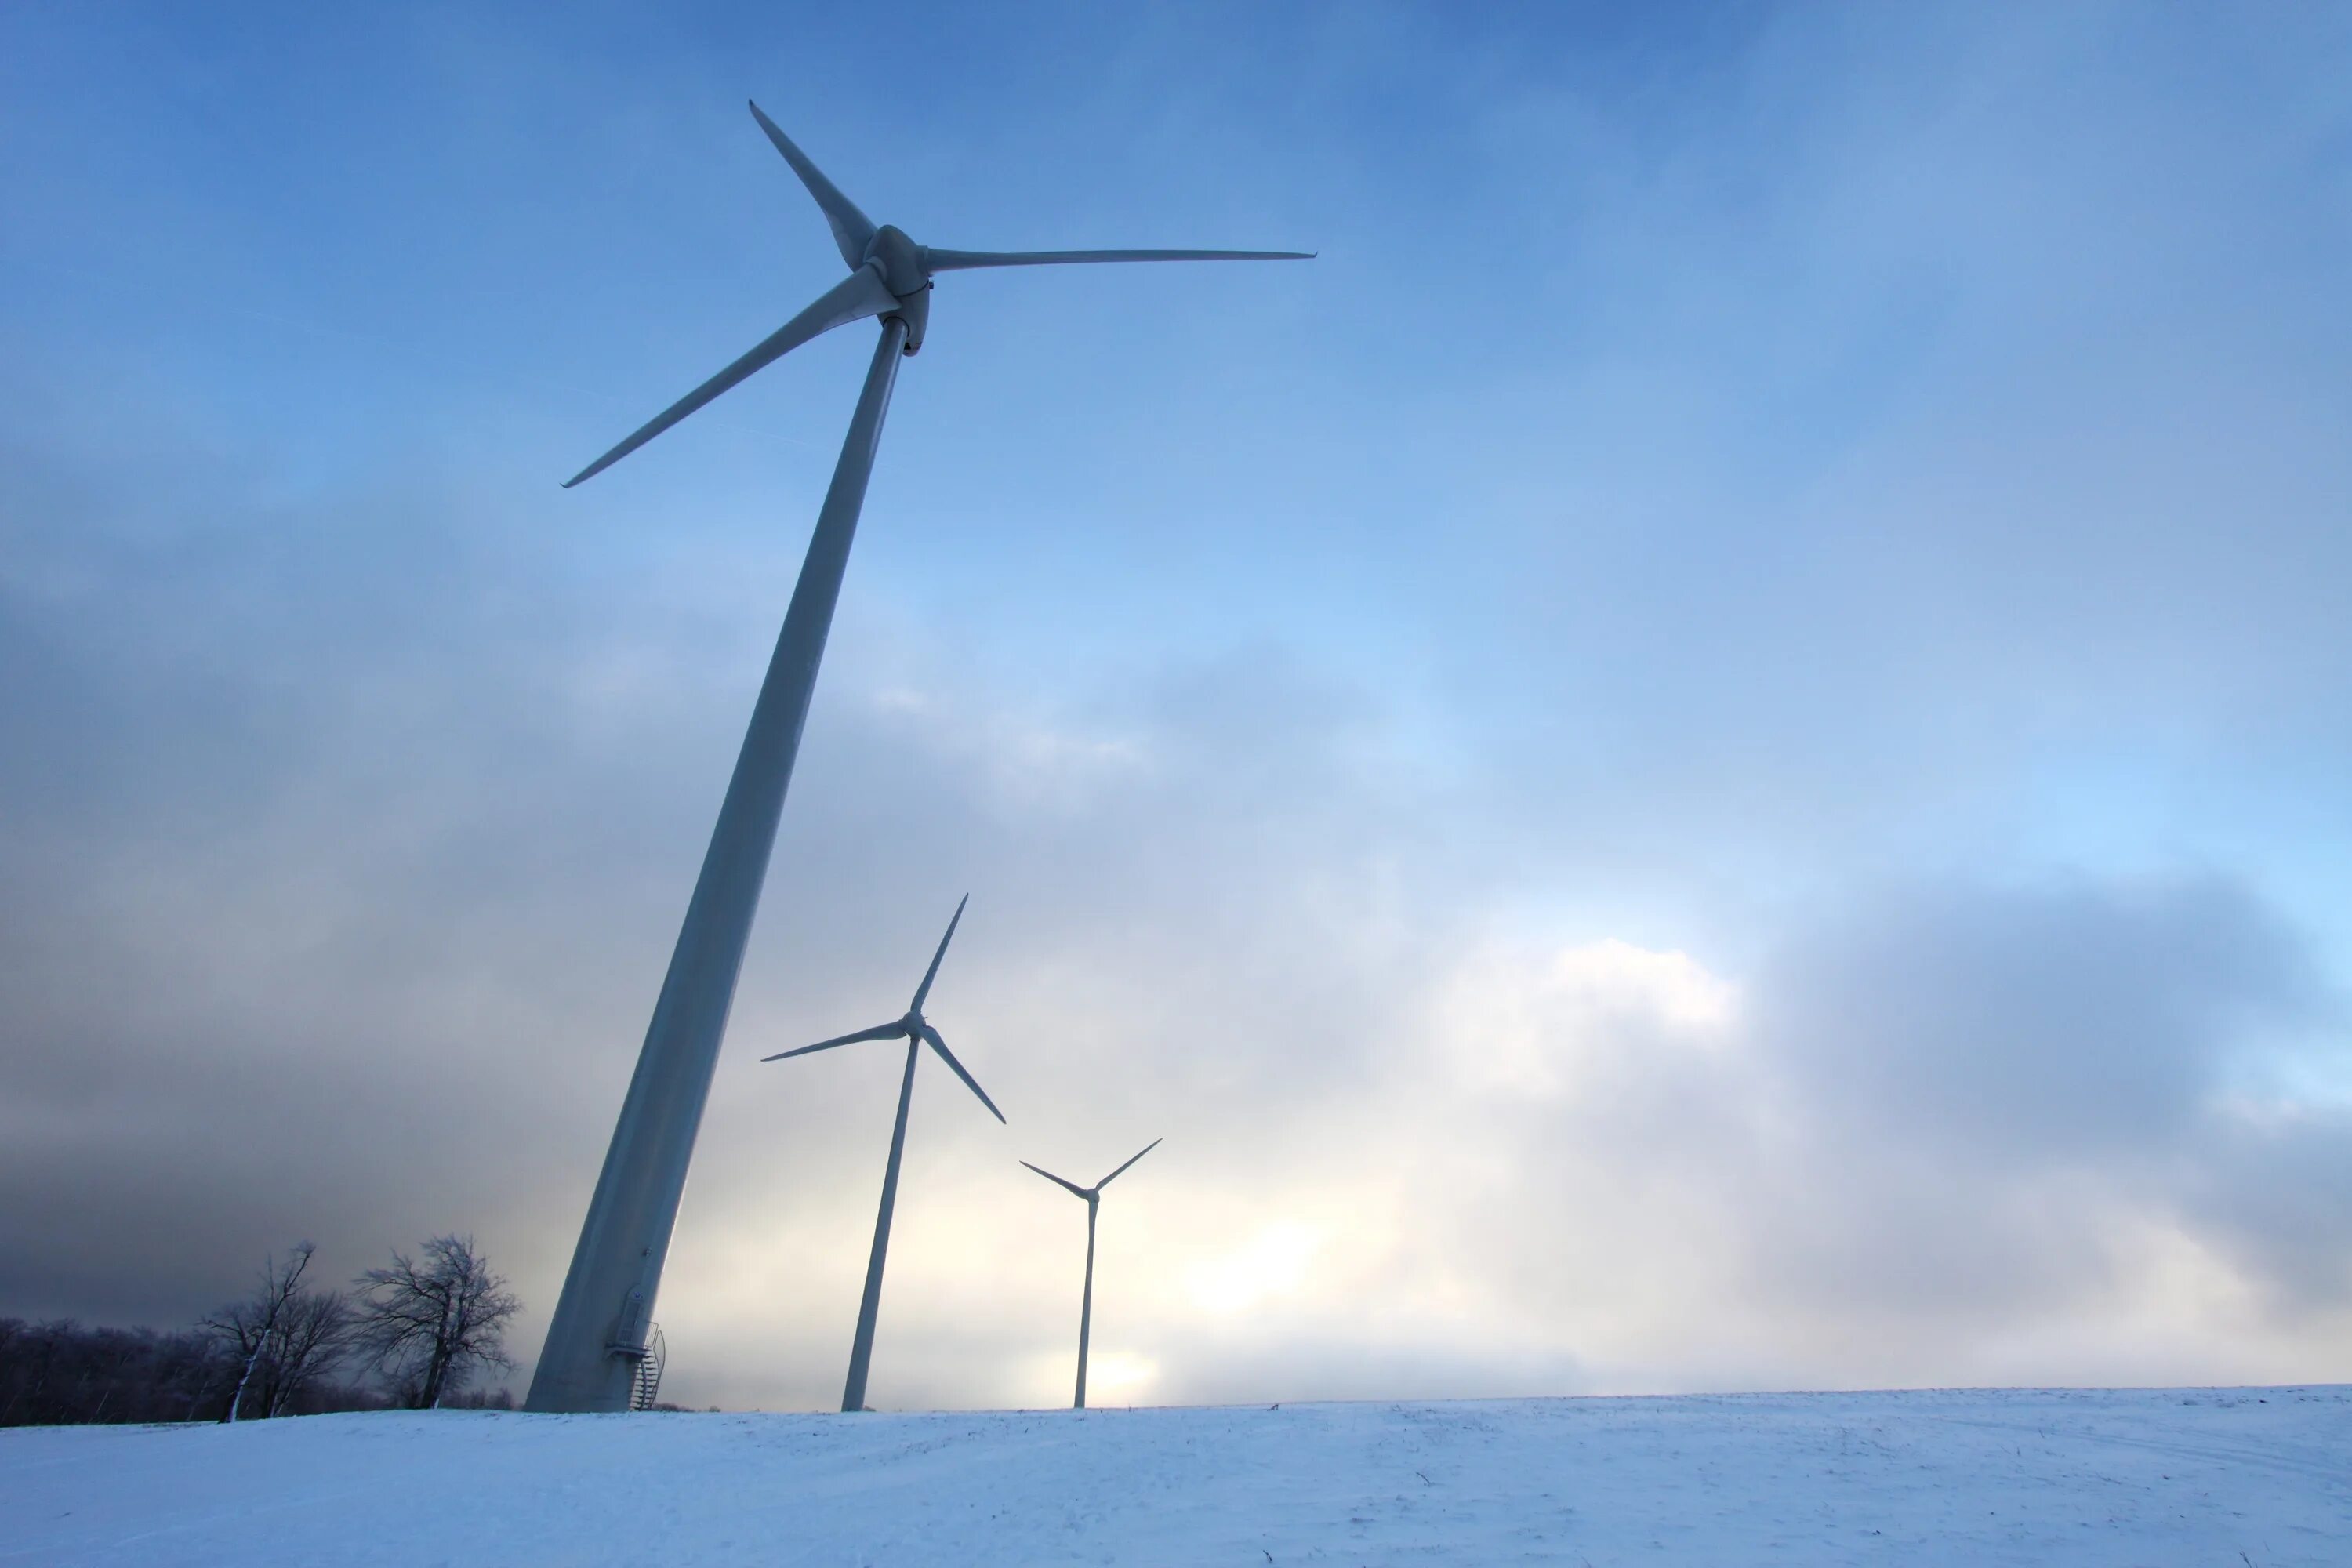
[526,103,1308,1414]
[1023,1138,1161,1410]
[766,895,1003,1413]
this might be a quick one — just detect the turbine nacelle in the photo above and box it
[859,226,934,353]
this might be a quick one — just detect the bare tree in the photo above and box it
[351,1235,520,1409]
[258,1287,353,1417]
[202,1243,321,1424]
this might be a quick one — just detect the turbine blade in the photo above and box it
[747,101,877,270]
[760,1019,907,1062]
[923,247,1313,272]
[562,263,898,487]
[920,1023,1005,1124]
[909,894,968,1014]
[1094,1137,1162,1189]
[1020,1161,1093,1201]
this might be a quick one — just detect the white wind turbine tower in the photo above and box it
[524,105,1308,1414]
[764,895,1000,1413]
[1023,1138,1160,1409]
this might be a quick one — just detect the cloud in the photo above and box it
[1370,875,2352,1392]
[1767,877,2332,1160]
[5,397,2350,1404]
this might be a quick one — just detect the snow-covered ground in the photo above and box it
[3,1387,2344,1565]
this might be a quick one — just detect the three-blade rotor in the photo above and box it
[563,102,1312,488]
[763,894,1004,1123]
[1022,1137,1161,1203]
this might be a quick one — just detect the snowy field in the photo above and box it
[3,1387,2344,1566]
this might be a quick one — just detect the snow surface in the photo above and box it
[3,1387,2345,1565]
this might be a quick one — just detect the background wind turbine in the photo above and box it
[765,895,1003,1413]
[525,103,1308,1414]
[1023,1138,1161,1410]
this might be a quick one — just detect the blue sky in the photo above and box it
[3,2,2349,1409]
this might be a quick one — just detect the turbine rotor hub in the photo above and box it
[862,224,928,296]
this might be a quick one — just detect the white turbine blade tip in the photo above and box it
[1096,1137,1162,1189]
[921,1024,1005,1123]
[561,266,897,486]
[746,100,877,270]
[909,894,969,1013]
[922,246,1315,273]
[1022,1161,1091,1200]
[765,1019,906,1060]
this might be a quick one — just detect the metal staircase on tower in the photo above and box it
[626,1325,665,1411]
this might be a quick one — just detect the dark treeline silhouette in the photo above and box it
[1,1233,521,1428]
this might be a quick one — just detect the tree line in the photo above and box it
[1,1233,520,1427]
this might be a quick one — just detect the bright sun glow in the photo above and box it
[1082,1352,1159,1403]
[1185,1222,1323,1316]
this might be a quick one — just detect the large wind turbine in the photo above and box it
[524,105,1307,1414]
[1023,1138,1160,1410]
[766,895,1002,1413]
